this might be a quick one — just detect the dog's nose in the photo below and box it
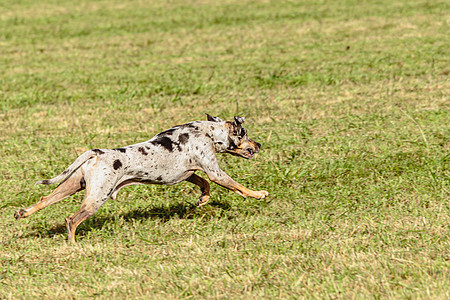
[256,142,261,151]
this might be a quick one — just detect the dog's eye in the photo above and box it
[238,128,246,137]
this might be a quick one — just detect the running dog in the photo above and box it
[15,114,269,243]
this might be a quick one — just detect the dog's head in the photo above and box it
[206,114,262,159]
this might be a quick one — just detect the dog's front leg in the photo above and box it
[186,173,211,206]
[204,168,268,199]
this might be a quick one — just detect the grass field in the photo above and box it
[0,0,449,298]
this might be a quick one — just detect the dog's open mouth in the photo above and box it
[244,148,255,159]
[227,147,258,159]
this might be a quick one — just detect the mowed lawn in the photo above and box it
[0,0,448,298]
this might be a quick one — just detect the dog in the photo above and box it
[14,114,269,243]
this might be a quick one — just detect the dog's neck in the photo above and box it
[201,121,231,153]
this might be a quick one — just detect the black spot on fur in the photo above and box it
[138,147,148,156]
[92,149,105,155]
[114,148,127,153]
[227,138,237,150]
[80,177,86,189]
[185,123,199,130]
[156,176,163,181]
[205,133,212,139]
[108,188,114,197]
[178,133,189,144]
[151,136,174,152]
[113,159,122,170]
[157,128,176,136]
[238,127,247,138]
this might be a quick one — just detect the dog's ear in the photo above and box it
[233,116,245,127]
[206,113,223,122]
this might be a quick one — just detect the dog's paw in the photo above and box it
[14,208,27,220]
[196,195,210,207]
[253,190,269,199]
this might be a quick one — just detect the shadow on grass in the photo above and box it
[25,200,232,239]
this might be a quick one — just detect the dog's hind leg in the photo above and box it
[14,169,85,220]
[186,173,211,206]
[65,196,105,244]
[65,162,120,243]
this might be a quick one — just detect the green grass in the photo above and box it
[0,0,449,298]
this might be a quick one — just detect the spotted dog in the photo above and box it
[14,114,269,243]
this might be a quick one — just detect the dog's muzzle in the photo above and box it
[244,141,261,159]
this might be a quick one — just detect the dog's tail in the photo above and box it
[35,150,98,186]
